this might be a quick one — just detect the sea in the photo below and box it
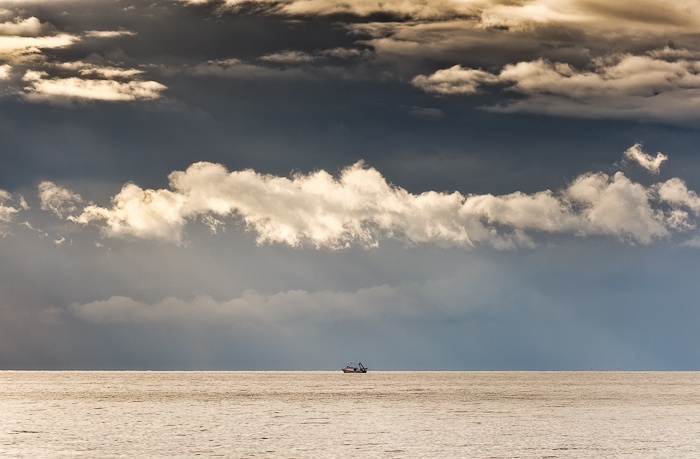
[1,371,699,458]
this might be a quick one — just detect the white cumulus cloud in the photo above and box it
[38,181,83,218]
[70,183,187,242]
[0,190,19,223]
[564,172,667,244]
[622,143,668,174]
[0,16,45,36]
[49,147,700,249]
[656,178,700,214]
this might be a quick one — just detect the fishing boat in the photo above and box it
[342,362,367,373]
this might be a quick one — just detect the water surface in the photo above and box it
[1,371,699,458]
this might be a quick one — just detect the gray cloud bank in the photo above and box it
[3,145,689,249]
[72,282,433,325]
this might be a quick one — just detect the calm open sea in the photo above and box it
[1,371,699,458]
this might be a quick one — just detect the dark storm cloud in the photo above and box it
[0,0,697,200]
[175,0,700,125]
[3,0,700,123]
[0,0,693,189]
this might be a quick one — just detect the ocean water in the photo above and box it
[1,371,699,458]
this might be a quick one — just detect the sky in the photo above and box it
[1,0,700,370]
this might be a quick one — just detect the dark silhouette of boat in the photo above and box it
[342,362,367,373]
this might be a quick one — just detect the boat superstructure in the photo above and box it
[342,362,367,373]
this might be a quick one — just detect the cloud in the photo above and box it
[648,46,700,60]
[412,64,499,94]
[70,290,355,325]
[622,143,667,174]
[57,62,144,79]
[563,172,667,244]
[182,58,311,80]
[50,147,700,248]
[656,178,700,214]
[248,0,700,33]
[259,50,315,64]
[174,1,700,127]
[0,33,77,56]
[0,15,76,59]
[0,16,45,36]
[0,188,28,236]
[176,0,700,76]
[38,181,84,218]
[0,11,162,105]
[70,183,187,242]
[475,0,700,33]
[681,236,700,248]
[185,0,700,48]
[187,0,700,29]
[413,54,700,124]
[183,0,480,19]
[83,30,137,39]
[318,47,371,59]
[409,106,444,118]
[71,277,465,325]
[0,190,19,223]
[177,53,372,82]
[21,69,167,104]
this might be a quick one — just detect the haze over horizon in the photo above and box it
[1,0,700,370]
